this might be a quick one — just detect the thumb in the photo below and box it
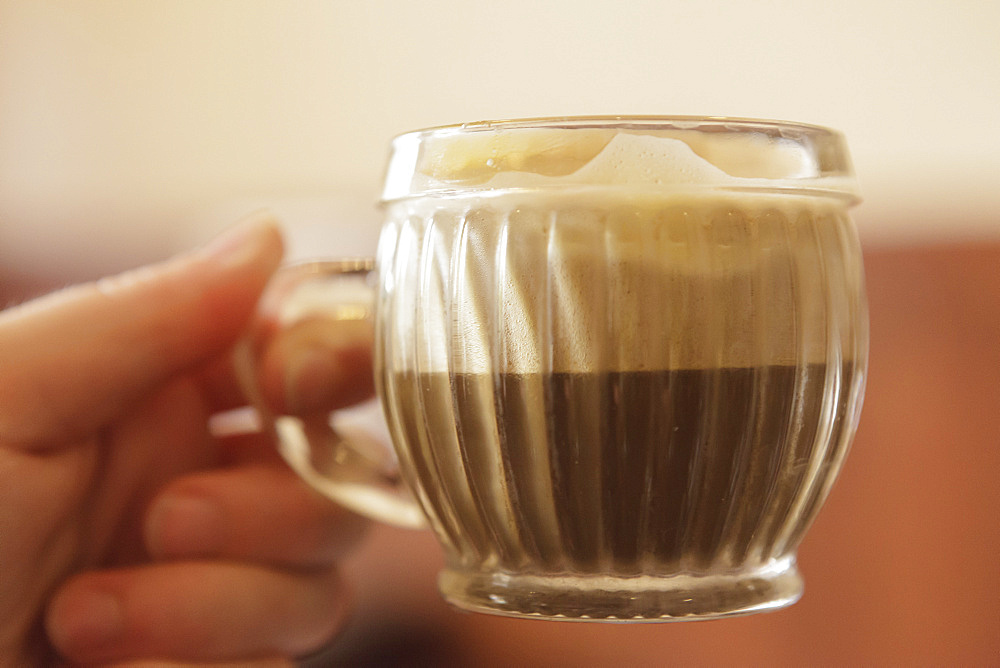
[0,212,284,449]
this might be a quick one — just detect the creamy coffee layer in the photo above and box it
[380,194,862,374]
[378,124,863,375]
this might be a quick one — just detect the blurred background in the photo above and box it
[2,1,998,665]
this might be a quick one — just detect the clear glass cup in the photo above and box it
[240,116,868,621]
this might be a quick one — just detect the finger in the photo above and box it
[196,315,374,417]
[0,212,283,450]
[144,465,369,567]
[46,561,349,665]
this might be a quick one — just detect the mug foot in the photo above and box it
[438,557,802,622]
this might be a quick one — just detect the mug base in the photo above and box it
[438,557,803,622]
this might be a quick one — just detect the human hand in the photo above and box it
[0,213,372,666]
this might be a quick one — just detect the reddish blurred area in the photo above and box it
[3,240,998,665]
[329,240,1000,666]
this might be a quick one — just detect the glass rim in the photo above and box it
[392,115,847,141]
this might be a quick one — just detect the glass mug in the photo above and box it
[237,116,868,621]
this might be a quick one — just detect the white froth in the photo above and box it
[667,131,817,179]
[570,133,736,185]
[419,129,823,191]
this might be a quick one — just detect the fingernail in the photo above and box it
[49,589,123,656]
[146,494,225,558]
[201,211,281,269]
[286,346,340,415]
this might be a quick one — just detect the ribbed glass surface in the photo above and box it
[376,191,867,616]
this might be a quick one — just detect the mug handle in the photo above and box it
[232,259,427,529]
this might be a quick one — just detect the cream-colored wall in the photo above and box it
[2,0,998,281]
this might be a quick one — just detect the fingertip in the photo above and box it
[46,580,125,662]
[47,564,352,663]
[283,339,375,415]
[199,210,285,275]
[188,212,286,342]
[145,492,226,560]
[145,466,371,567]
[260,318,375,416]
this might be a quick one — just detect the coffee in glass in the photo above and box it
[243,117,868,621]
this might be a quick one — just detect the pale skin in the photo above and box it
[0,213,374,666]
